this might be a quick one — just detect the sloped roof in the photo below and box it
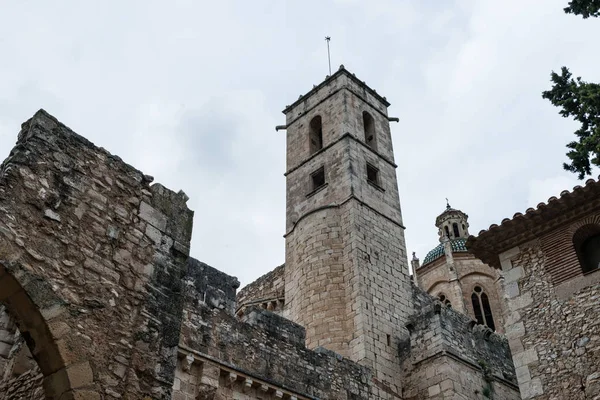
[467,176,600,268]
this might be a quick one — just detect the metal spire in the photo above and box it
[325,36,331,75]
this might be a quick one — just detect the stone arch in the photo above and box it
[572,223,600,274]
[464,282,497,331]
[458,271,496,281]
[0,261,99,399]
[426,280,451,294]
[309,115,323,155]
[362,111,377,151]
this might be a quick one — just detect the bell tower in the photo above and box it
[281,65,410,395]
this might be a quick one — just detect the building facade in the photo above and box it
[413,204,505,333]
[468,180,600,399]
[0,69,519,400]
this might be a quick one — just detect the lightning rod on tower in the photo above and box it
[325,36,331,75]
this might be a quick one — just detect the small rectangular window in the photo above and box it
[386,334,391,346]
[366,163,379,186]
[311,166,326,191]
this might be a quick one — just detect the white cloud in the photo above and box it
[0,0,599,285]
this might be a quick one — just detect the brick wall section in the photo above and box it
[401,285,519,399]
[175,260,375,400]
[540,213,600,285]
[236,264,285,316]
[0,110,193,399]
[499,238,600,399]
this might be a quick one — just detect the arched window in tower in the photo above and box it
[309,116,323,155]
[444,226,450,238]
[573,224,600,274]
[452,223,460,238]
[363,111,376,151]
[471,286,496,331]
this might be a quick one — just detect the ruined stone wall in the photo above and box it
[499,238,600,399]
[403,355,519,400]
[0,305,43,400]
[0,110,193,399]
[236,264,285,317]
[175,260,375,400]
[0,306,16,377]
[402,285,519,399]
[0,365,44,400]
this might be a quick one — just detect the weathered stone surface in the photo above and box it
[0,109,193,399]
[401,284,519,399]
[237,264,285,316]
[175,260,374,400]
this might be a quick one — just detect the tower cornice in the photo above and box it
[282,65,391,114]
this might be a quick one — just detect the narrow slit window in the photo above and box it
[444,226,450,238]
[311,166,325,191]
[309,116,323,155]
[366,163,379,186]
[386,334,391,346]
[363,111,377,150]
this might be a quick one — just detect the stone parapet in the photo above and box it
[176,260,374,400]
[402,284,519,399]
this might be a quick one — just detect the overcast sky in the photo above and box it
[1,1,599,286]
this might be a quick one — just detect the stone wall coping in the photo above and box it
[411,349,520,391]
[178,345,319,400]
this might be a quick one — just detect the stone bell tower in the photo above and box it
[281,65,410,394]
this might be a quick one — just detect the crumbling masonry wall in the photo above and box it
[236,264,285,317]
[0,110,193,399]
[401,285,520,399]
[174,260,374,400]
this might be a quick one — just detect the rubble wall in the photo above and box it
[500,238,600,399]
[0,110,193,399]
[236,264,285,317]
[401,285,520,399]
[175,260,374,400]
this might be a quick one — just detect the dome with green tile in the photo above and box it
[422,238,468,266]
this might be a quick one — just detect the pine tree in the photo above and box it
[542,1,600,178]
[564,0,600,18]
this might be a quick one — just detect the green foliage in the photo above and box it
[482,385,492,398]
[564,0,600,18]
[478,359,494,399]
[542,67,600,179]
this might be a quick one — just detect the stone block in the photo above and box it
[139,202,167,231]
